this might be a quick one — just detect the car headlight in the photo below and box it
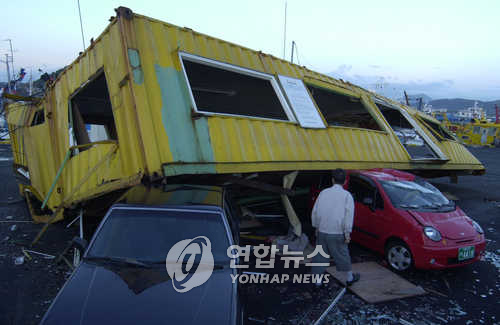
[472,220,484,234]
[423,226,442,241]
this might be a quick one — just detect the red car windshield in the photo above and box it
[380,179,454,211]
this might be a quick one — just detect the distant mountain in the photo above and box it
[429,98,500,115]
[407,93,433,103]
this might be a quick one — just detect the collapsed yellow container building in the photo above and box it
[5,7,484,223]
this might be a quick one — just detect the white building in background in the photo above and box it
[422,104,447,115]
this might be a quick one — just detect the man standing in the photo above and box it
[311,169,360,286]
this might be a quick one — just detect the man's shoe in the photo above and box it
[346,273,360,287]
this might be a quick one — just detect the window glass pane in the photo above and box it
[306,85,381,130]
[380,179,453,212]
[348,177,374,202]
[421,119,454,140]
[375,192,384,210]
[183,59,289,121]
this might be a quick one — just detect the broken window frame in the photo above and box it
[30,108,45,127]
[373,98,448,161]
[68,68,117,152]
[178,51,297,123]
[417,115,456,142]
[304,79,388,132]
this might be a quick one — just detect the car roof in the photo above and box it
[350,168,416,182]
[115,184,224,208]
[111,203,224,213]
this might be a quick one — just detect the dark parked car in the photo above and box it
[40,184,242,325]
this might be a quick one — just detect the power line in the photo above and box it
[77,0,86,52]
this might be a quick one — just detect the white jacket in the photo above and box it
[311,184,354,235]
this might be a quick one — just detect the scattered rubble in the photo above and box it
[481,251,500,272]
[14,255,24,265]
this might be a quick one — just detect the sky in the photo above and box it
[0,0,499,101]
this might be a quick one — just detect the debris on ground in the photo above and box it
[14,255,24,265]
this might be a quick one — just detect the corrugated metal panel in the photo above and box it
[61,143,122,201]
[440,141,483,167]
[5,103,29,167]
[207,116,408,165]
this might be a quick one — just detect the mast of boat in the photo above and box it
[4,39,14,80]
[29,67,33,96]
[1,54,12,92]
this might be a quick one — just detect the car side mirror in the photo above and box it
[72,236,88,254]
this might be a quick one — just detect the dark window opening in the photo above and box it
[421,118,454,141]
[70,72,117,147]
[182,59,289,121]
[349,177,375,202]
[306,85,382,130]
[377,104,438,159]
[488,127,498,136]
[30,109,45,126]
[348,176,384,210]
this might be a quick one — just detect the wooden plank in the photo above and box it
[222,176,296,196]
[327,262,426,303]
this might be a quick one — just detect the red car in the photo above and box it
[343,169,486,271]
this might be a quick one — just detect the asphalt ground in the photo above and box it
[0,144,498,325]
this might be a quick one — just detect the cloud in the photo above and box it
[369,65,381,69]
[329,64,352,78]
[326,68,458,101]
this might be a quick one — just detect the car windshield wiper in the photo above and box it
[419,204,440,210]
[85,256,151,268]
[399,204,419,209]
[152,260,225,270]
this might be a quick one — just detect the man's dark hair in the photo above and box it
[331,169,346,184]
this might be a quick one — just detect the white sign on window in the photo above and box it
[278,75,325,128]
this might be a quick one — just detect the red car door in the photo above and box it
[347,175,381,248]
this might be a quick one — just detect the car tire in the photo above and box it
[385,240,413,272]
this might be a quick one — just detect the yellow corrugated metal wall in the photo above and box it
[5,10,484,215]
[128,15,417,175]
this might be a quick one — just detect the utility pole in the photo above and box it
[4,39,14,80]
